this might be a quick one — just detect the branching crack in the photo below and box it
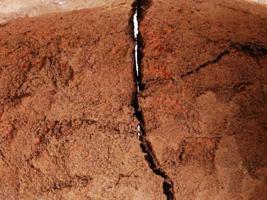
[130,0,175,199]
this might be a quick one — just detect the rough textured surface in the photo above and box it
[139,0,267,199]
[0,0,132,24]
[0,4,165,200]
[0,0,267,199]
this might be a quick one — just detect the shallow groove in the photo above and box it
[129,0,175,199]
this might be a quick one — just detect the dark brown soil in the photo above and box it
[0,0,266,200]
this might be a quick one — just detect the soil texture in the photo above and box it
[139,0,267,199]
[0,3,165,200]
[0,0,267,200]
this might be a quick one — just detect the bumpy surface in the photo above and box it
[0,0,131,24]
[0,4,165,200]
[140,0,267,199]
[0,0,267,200]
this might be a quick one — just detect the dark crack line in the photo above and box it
[181,49,230,78]
[130,0,175,199]
[181,41,267,78]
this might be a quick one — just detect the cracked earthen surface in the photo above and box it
[140,0,267,199]
[0,0,267,199]
[0,3,165,199]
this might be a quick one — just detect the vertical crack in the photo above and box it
[129,1,175,199]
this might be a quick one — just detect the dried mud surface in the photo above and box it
[0,3,165,200]
[0,0,267,200]
[139,0,267,199]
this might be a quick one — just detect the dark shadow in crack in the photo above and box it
[129,0,175,199]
